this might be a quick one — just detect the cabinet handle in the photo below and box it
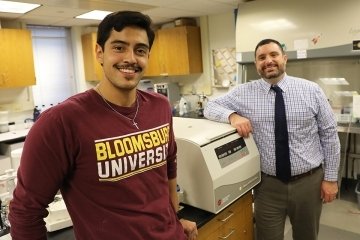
[218,211,234,222]
[218,229,235,239]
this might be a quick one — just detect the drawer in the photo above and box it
[198,207,235,239]
[198,191,254,240]
[224,202,253,239]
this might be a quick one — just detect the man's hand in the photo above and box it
[179,219,198,240]
[321,180,338,203]
[229,113,253,137]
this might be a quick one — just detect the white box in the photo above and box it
[353,95,360,118]
[335,113,355,123]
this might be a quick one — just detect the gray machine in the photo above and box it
[154,82,180,105]
[173,117,261,213]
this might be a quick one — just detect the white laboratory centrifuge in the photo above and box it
[173,117,261,214]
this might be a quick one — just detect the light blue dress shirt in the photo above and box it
[204,74,340,181]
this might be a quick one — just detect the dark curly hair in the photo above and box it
[96,11,155,51]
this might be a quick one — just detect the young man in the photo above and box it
[204,39,340,240]
[9,11,197,240]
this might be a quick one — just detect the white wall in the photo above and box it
[236,0,360,52]
[204,12,236,99]
[0,88,34,125]
[208,12,236,50]
[71,26,100,93]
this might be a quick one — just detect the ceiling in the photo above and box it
[0,0,245,27]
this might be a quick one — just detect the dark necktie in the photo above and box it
[271,85,291,182]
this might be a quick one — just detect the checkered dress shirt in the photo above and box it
[204,74,340,181]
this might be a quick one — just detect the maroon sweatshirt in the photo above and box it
[9,89,186,240]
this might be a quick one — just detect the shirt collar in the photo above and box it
[260,73,288,93]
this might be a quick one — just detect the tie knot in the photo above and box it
[271,85,282,93]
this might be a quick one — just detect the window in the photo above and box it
[28,25,76,110]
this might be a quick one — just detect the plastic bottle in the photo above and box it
[183,102,188,114]
[172,101,180,116]
[33,106,41,122]
[40,104,46,114]
[177,184,184,204]
[179,97,187,116]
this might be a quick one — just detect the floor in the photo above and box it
[284,178,360,240]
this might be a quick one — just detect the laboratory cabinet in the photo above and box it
[197,191,254,240]
[144,26,203,77]
[144,31,161,77]
[81,32,103,82]
[0,29,36,88]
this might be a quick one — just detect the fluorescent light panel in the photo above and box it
[251,18,296,31]
[75,10,113,20]
[319,77,349,85]
[0,0,40,14]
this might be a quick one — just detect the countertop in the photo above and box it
[337,122,360,134]
[2,118,357,143]
[0,129,29,143]
[0,112,204,143]
[176,113,360,134]
[0,204,215,240]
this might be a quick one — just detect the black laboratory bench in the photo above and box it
[178,204,215,228]
[47,228,75,240]
[50,205,215,239]
[2,192,254,239]
[14,205,215,240]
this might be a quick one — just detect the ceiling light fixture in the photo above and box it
[0,0,41,14]
[75,10,113,20]
[251,18,296,31]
